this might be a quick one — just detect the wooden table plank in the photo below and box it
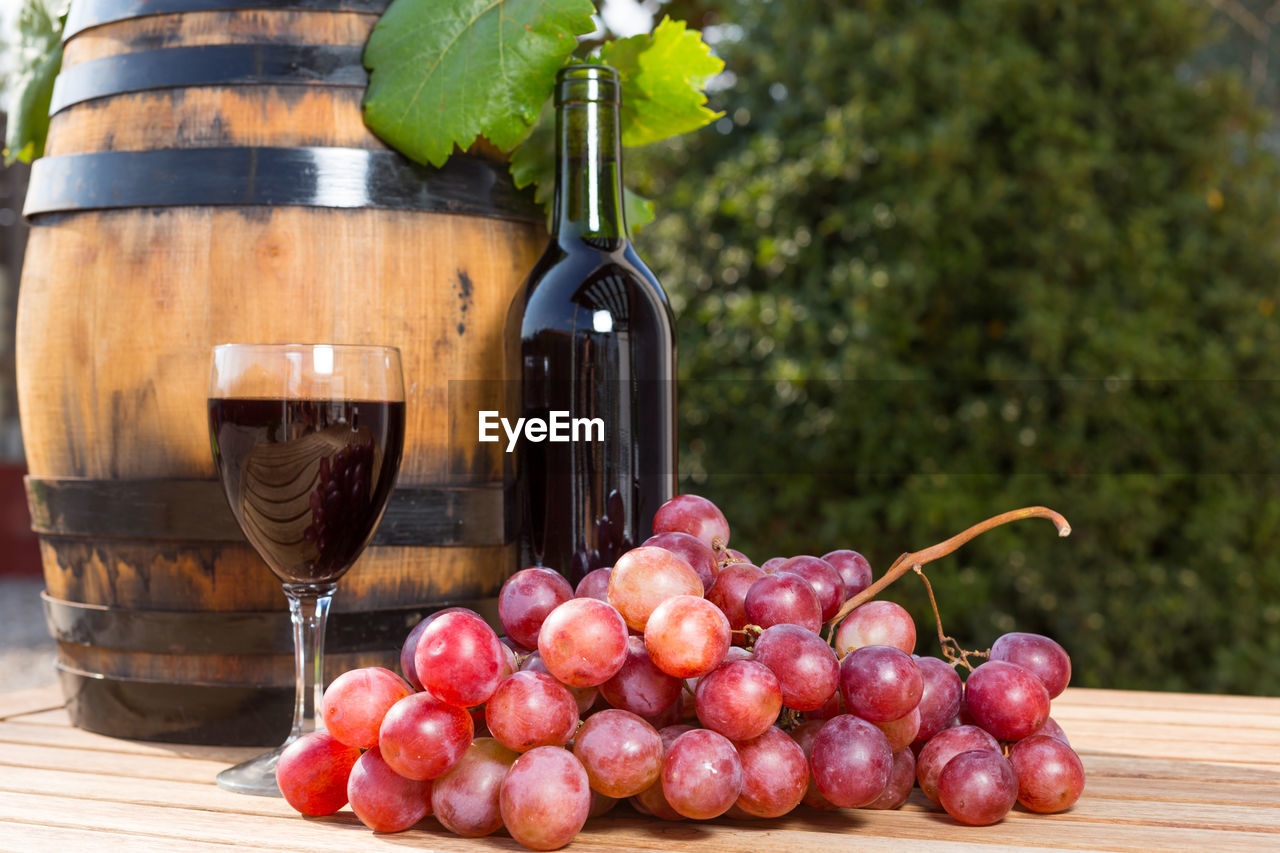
[4,788,1278,853]
[0,822,274,853]
[6,707,86,726]
[0,764,298,817]
[1,686,1278,852]
[1,741,251,785]
[1053,705,1280,731]
[1083,753,1280,784]
[1059,719,1280,746]
[1083,773,1280,806]
[0,684,65,720]
[0,719,261,762]
[1068,735,1278,765]
[0,817,1069,853]
[1054,690,1280,715]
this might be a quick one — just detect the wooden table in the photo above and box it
[1,685,1277,852]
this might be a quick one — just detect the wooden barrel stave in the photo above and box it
[62,10,381,64]
[47,89,378,155]
[37,538,514,612]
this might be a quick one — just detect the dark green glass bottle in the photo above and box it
[507,65,677,583]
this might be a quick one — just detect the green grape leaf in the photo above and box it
[3,0,65,165]
[598,16,724,148]
[509,101,555,208]
[624,187,655,233]
[362,0,596,167]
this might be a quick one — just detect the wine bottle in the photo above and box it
[506,64,677,583]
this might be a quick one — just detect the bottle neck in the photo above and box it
[553,99,627,244]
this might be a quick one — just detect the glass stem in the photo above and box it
[284,583,336,742]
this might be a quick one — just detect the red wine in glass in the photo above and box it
[209,397,405,585]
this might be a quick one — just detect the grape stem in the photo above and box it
[824,506,1071,632]
[913,564,988,671]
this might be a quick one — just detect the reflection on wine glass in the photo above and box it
[208,344,405,796]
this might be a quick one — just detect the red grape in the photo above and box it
[963,660,1051,741]
[759,557,787,572]
[734,726,808,818]
[744,572,822,633]
[913,655,964,743]
[640,692,687,730]
[724,804,763,820]
[874,707,921,752]
[938,749,1018,826]
[630,788,675,819]
[400,619,430,690]
[499,746,591,851]
[835,600,916,656]
[1031,715,1071,746]
[572,708,663,798]
[631,724,696,821]
[589,790,619,818]
[520,651,598,715]
[990,631,1072,698]
[688,647,747,707]
[321,666,413,749]
[500,633,529,655]
[599,634,683,717]
[839,644,923,722]
[916,724,1001,803]
[652,494,731,551]
[414,610,505,708]
[644,531,720,588]
[499,641,520,676]
[801,690,844,723]
[706,563,765,645]
[537,597,629,687]
[431,737,518,837]
[661,728,743,819]
[499,567,574,650]
[790,719,837,810]
[347,745,432,832]
[809,714,893,808]
[777,555,845,621]
[751,623,840,712]
[1008,735,1085,813]
[864,747,916,810]
[608,546,704,631]
[644,594,731,679]
[400,606,475,689]
[378,692,473,780]
[694,659,783,741]
[485,671,579,752]
[574,567,612,601]
[822,549,873,597]
[275,730,361,816]
[657,722,696,746]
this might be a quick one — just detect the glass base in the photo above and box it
[216,742,291,797]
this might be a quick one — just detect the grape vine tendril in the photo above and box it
[912,564,989,672]
[824,506,1071,642]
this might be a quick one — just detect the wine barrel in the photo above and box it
[17,0,542,744]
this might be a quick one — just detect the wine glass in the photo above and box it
[208,343,405,795]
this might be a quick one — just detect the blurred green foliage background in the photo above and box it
[632,0,1280,695]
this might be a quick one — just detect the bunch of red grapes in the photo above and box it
[276,494,1085,850]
